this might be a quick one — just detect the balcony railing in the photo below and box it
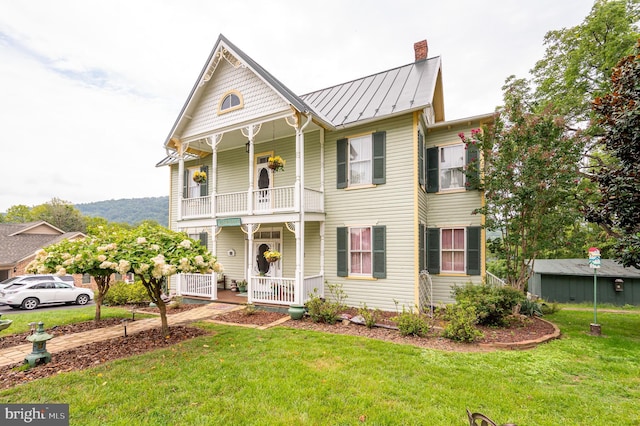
[181,186,323,219]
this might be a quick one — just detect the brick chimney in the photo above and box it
[414,40,428,62]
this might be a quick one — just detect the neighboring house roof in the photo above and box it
[300,57,442,128]
[0,221,84,267]
[532,259,640,279]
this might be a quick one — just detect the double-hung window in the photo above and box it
[441,228,465,272]
[349,227,372,275]
[337,132,385,189]
[439,145,465,190]
[337,226,386,278]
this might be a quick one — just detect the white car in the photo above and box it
[0,274,75,291]
[0,281,93,310]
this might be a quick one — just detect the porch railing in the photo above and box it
[177,273,218,299]
[485,271,506,287]
[249,274,324,306]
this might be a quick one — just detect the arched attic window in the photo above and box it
[218,90,243,114]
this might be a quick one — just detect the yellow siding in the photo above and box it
[324,115,417,311]
[182,60,290,139]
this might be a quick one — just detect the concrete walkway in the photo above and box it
[0,303,243,368]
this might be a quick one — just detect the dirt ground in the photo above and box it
[0,304,557,390]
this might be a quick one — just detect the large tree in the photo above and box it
[532,0,640,126]
[461,77,586,290]
[587,40,640,268]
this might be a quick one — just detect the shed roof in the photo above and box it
[532,259,640,278]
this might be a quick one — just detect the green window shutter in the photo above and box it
[466,226,481,275]
[183,170,189,198]
[419,224,425,271]
[200,165,209,197]
[372,131,386,185]
[337,227,348,276]
[372,225,386,278]
[418,131,424,186]
[465,143,479,190]
[426,228,440,274]
[336,139,348,189]
[426,147,439,193]
[199,232,208,249]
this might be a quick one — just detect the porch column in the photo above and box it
[295,114,312,305]
[211,140,218,219]
[177,153,184,220]
[246,223,255,304]
[242,124,261,216]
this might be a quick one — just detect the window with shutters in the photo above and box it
[337,226,386,278]
[336,132,385,189]
[218,91,243,114]
[425,226,481,275]
[426,142,478,193]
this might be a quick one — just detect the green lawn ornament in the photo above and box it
[0,314,13,332]
[24,321,54,367]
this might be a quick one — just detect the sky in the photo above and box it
[0,0,596,213]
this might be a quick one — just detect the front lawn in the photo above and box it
[0,308,638,425]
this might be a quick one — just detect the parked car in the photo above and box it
[0,274,74,291]
[0,281,93,310]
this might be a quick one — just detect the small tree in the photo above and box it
[117,223,221,335]
[461,77,586,290]
[27,233,120,321]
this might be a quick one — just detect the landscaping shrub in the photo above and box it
[305,284,347,324]
[442,303,484,342]
[358,303,382,328]
[393,303,431,337]
[519,298,543,317]
[104,281,149,306]
[540,300,561,315]
[452,283,525,326]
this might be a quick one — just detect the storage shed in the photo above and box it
[529,259,640,306]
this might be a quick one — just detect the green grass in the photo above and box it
[0,306,155,336]
[1,308,639,425]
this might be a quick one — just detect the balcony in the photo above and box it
[181,186,323,219]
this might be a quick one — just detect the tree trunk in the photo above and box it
[94,276,111,321]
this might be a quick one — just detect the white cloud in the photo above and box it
[0,0,595,212]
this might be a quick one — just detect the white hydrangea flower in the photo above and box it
[179,240,192,249]
[97,254,107,262]
[137,237,147,244]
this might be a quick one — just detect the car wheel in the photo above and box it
[76,294,90,305]
[21,298,39,310]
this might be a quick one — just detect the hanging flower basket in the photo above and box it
[193,171,207,184]
[263,250,281,263]
[267,156,285,172]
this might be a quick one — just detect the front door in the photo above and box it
[255,155,273,210]
[253,241,281,278]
